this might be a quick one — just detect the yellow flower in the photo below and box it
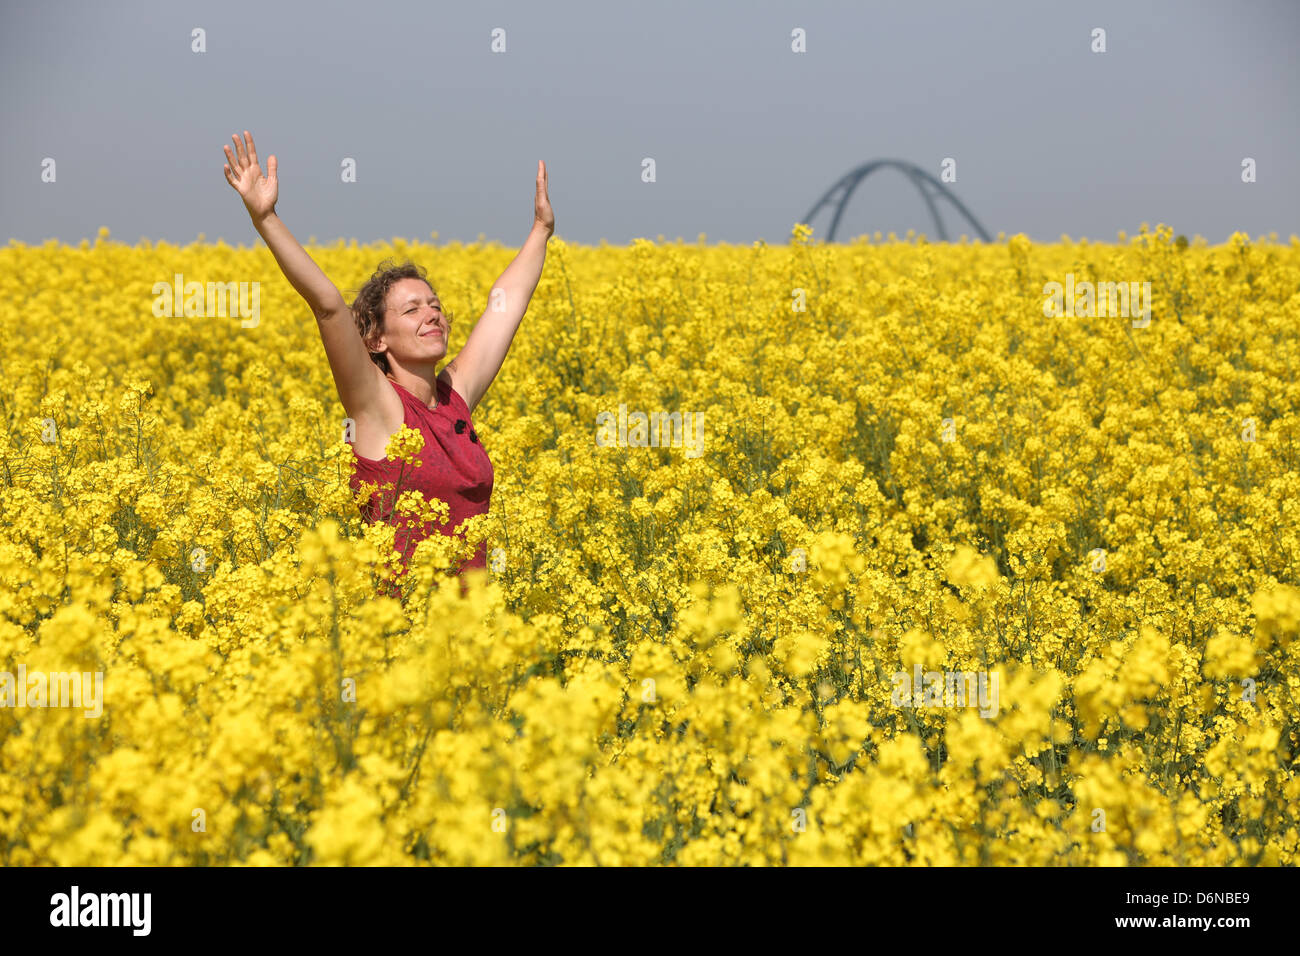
[384,424,425,465]
[946,545,999,590]
[1252,583,1300,649]
[773,629,830,678]
[1202,629,1257,678]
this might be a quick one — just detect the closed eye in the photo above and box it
[404,298,442,313]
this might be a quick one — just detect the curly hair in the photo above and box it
[347,259,443,375]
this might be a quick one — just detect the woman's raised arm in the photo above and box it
[444,160,554,416]
[223,130,392,422]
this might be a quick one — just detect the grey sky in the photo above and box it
[2,0,1297,246]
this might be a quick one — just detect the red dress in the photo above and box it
[348,374,494,582]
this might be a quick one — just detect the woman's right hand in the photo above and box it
[223,130,278,223]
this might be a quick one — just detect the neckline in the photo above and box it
[388,375,447,409]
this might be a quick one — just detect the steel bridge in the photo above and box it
[801,159,992,242]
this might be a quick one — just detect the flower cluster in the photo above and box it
[0,225,1297,865]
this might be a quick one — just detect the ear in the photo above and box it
[364,325,388,356]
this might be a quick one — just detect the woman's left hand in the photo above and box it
[533,160,554,236]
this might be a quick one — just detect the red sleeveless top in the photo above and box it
[348,374,494,576]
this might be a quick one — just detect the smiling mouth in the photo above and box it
[420,330,443,337]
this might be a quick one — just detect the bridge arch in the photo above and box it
[801,159,992,242]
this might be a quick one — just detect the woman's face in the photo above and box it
[377,277,450,369]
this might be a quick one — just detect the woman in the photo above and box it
[222,130,553,584]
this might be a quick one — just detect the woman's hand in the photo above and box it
[533,160,554,236]
[223,130,278,224]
